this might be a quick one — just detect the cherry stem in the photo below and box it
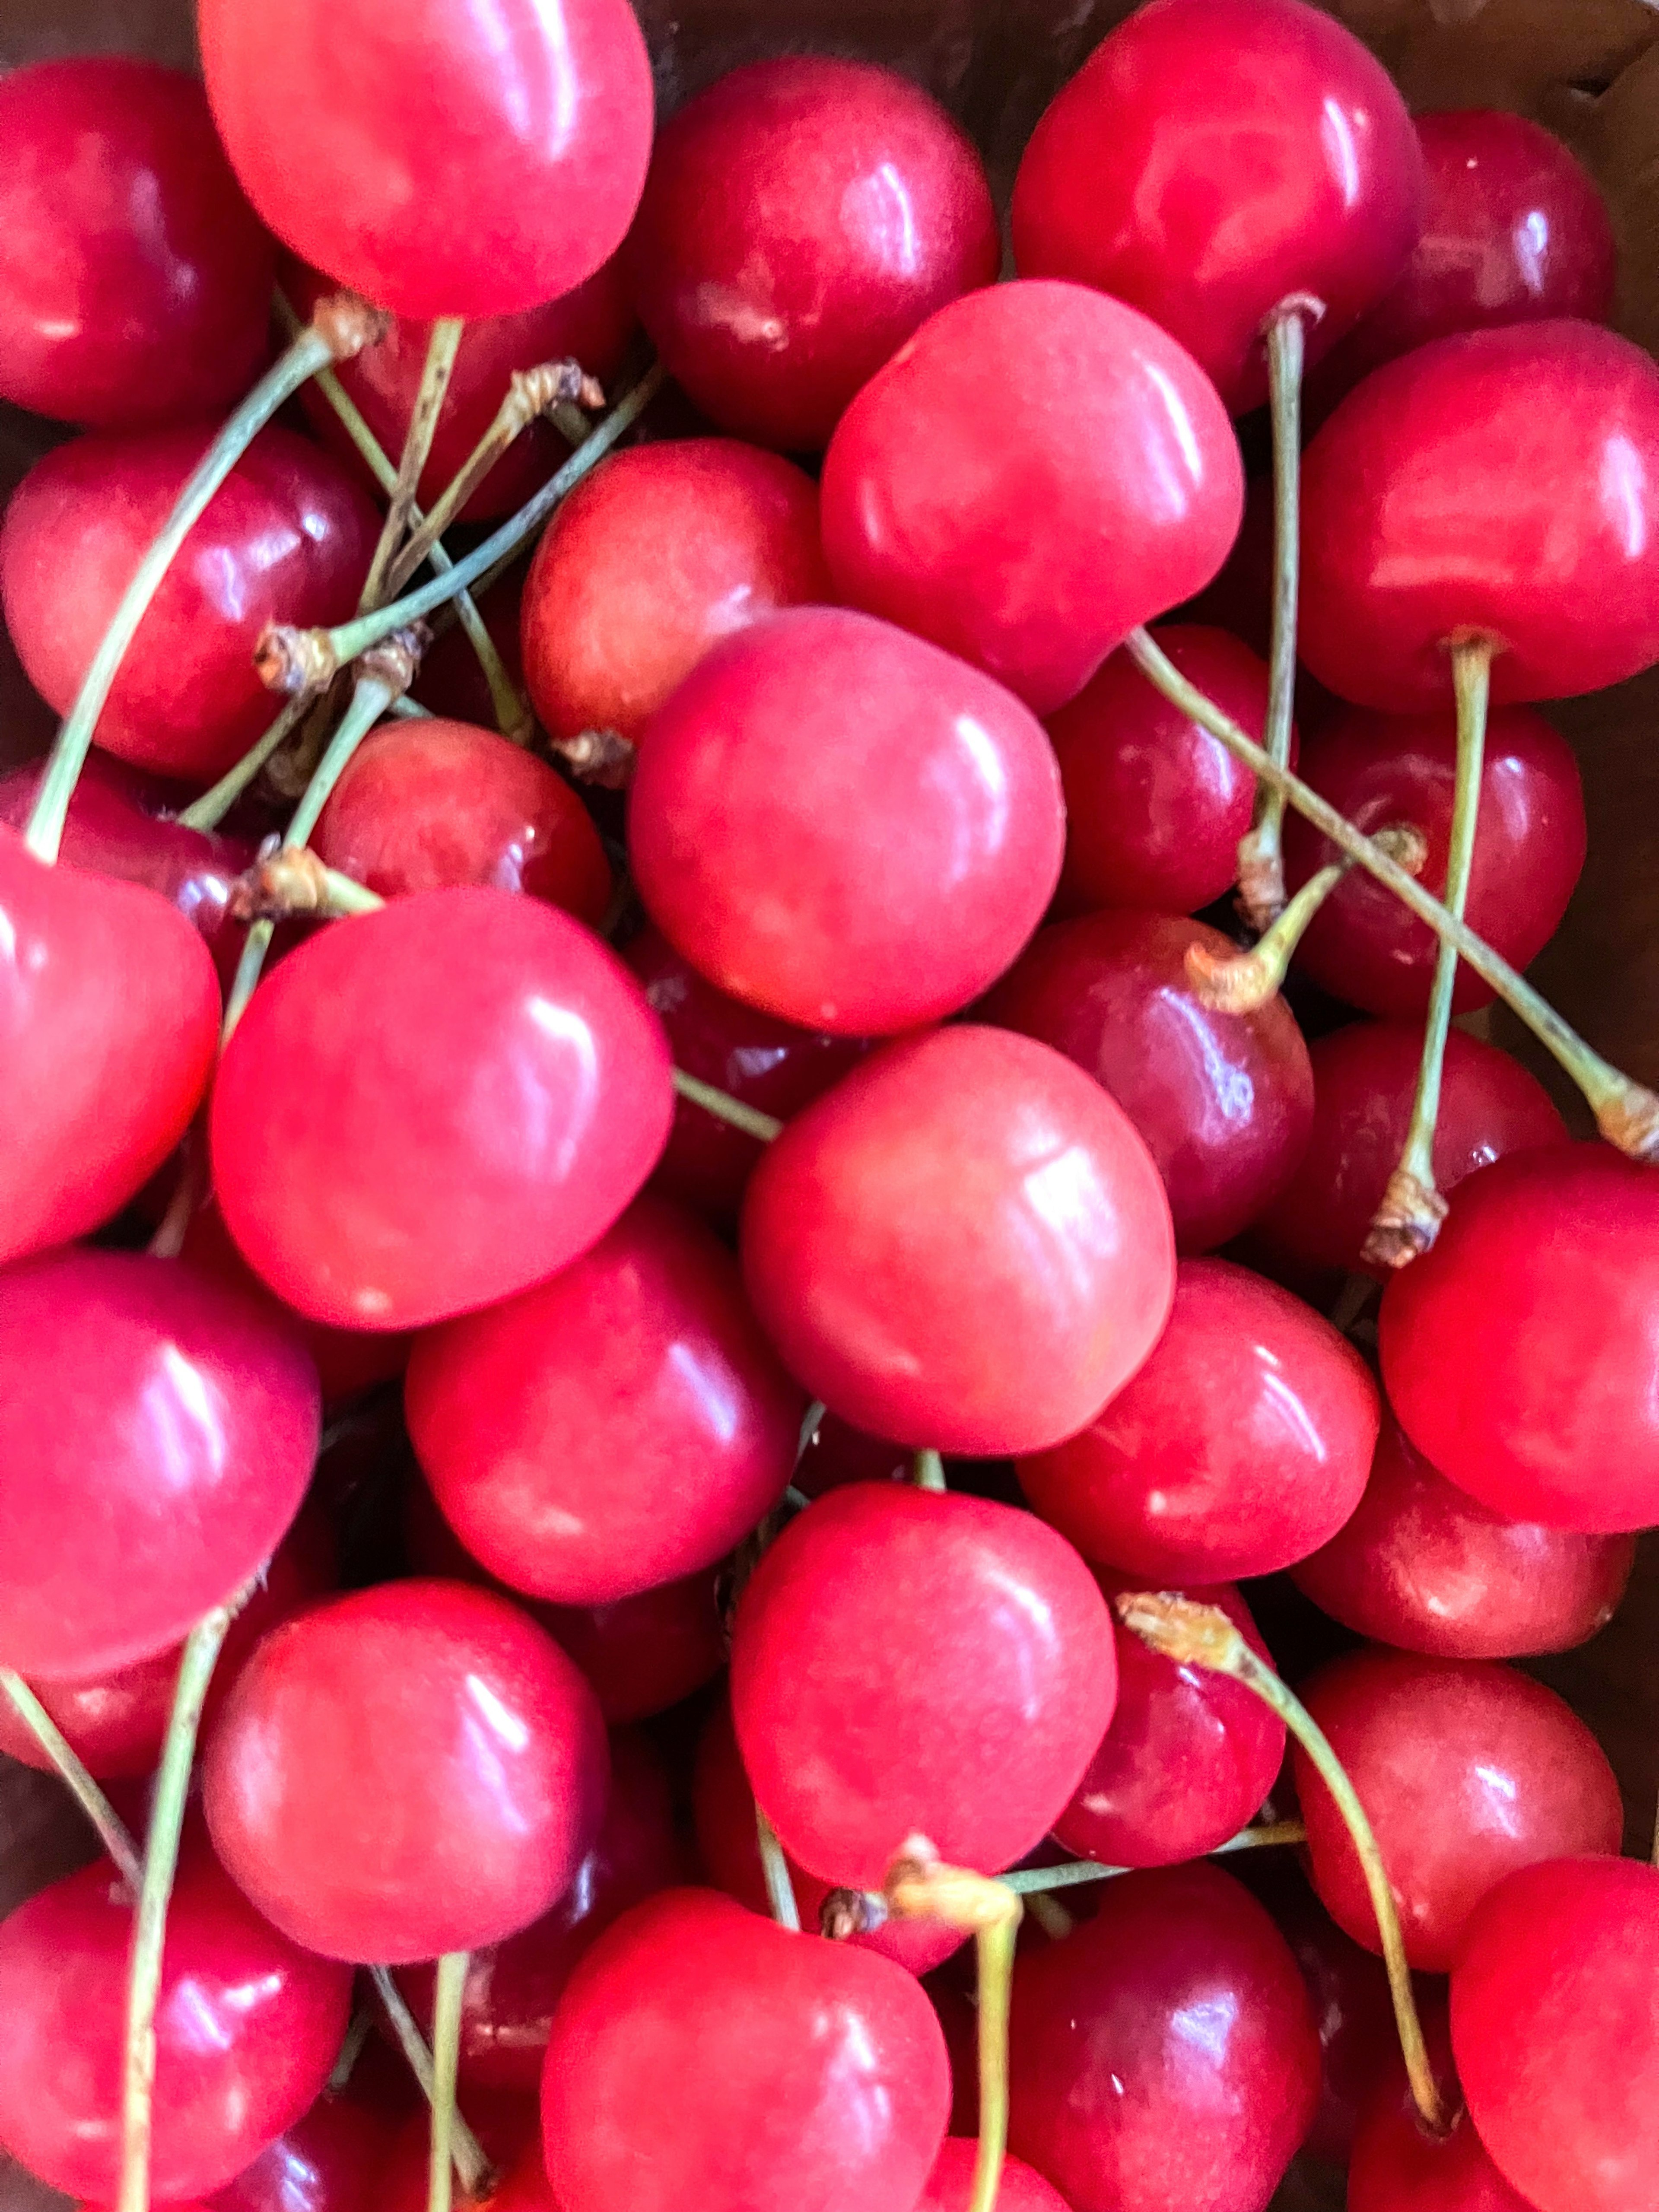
[1000,1820,1309,1894]
[912,1448,947,1492]
[1113,1590,1447,2136]
[549,727,636,790]
[176,692,318,834]
[755,1804,801,1931]
[145,1131,206,1259]
[228,845,385,923]
[327,2004,375,2095]
[796,1401,827,1464]
[1189,825,1426,1014]
[360,318,466,615]
[426,1951,467,2212]
[1364,640,1493,1269]
[0,1672,144,1891]
[369,1967,493,2196]
[670,1068,783,1143]
[1125,626,1659,1159]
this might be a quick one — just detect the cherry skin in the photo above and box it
[1380,1146,1659,1532]
[1295,1646,1623,1972]
[376,2127,550,2212]
[1,828,219,1264]
[1281,702,1586,1018]
[540,1888,951,2212]
[210,886,673,1331]
[202,1579,609,1964]
[917,2141,1072,2212]
[628,607,1064,1036]
[1017,1256,1377,1584]
[820,279,1244,715]
[0,57,274,430]
[521,439,832,745]
[208,2091,397,2212]
[0,1246,319,1681]
[1300,321,1659,709]
[1349,2009,1538,2212]
[983,912,1316,1254]
[1290,1410,1635,1660]
[0,1845,351,2203]
[200,0,654,321]
[311,717,611,927]
[739,1026,1175,1456]
[0,423,381,784]
[1007,1862,1320,2212]
[622,57,998,452]
[795,1409,911,1500]
[406,1193,803,1605]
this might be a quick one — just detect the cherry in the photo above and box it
[0,423,380,784]
[622,57,998,452]
[540,1888,950,2212]
[0,1843,351,2203]
[795,1409,911,1500]
[1349,2005,1537,2212]
[209,2090,395,2212]
[0,58,274,430]
[210,887,673,1331]
[1294,1646,1623,1972]
[1280,703,1586,1018]
[730,1483,1116,1886]
[917,2139,1071,2212]
[378,2124,549,2212]
[521,439,832,746]
[1290,1410,1635,1660]
[739,1026,1175,1455]
[413,566,528,729]
[1379,1146,1659,1532]
[1300,321,1659,710]
[1017,1256,1377,1584]
[819,279,1244,715]
[627,607,1065,1036]
[1007,1862,1320,2212]
[200,0,654,320]
[311,717,612,927]
[0,1246,318,1681]
[406,1193,803,1605]
[1452,1856,1659,2212]
[202,1579,609,1964]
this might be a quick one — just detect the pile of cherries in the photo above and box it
[4,2,1659,2210]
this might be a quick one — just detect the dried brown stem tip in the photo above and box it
[1594,1085,1659,1162]
[1113,1590,1248,1672]
[505,359,607,435]
[550,727,637,790]
[257,624,340,697]
[309,290,393,363]
[820,1888,889,1942]
[229,843,383,923]
[1362,1163,1452,1270]
[358,621,432,697]
[883,1837,1023,1936]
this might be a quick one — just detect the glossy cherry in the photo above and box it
[984,913,1316,1253]
[628,607,1064,1035]
[820,280,1243,715]
[1300,321,1659,709]
[0,57,274,429]
[209,2090,397,2212]
[739,1026,1175,1455]
[623,57,997,451]
[1017,1257,1376,1583]
[1349,2009,1538,2212]
[203,1580,609,1964]
[918,2141,1071,2212]
[211,887,673,1330]
[1380,1146,1659,1532]
[0,423,380,783]
[1007,1863,1320,2212]
[540,1888,950,2212]
[200,0,654,320]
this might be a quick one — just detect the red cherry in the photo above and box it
[1291,1409,1634,1660]
[0,58,274,430]
[200,0,654,321]
[406,1194,803,1605]
[623,57,997,451]
[1300,321,1659,709]
[0,423,380,784]
[203,1580,609,1964]
[628,607,1064,1036]
[795,1409,911,1500]
[739,1027,1175,1455]
[0,1846,350,2202]
[0,1246,318,1680]
[1281,703,1586,1018]
[210,887,673,1331]
[1380,1146,1659,1531]
[1349,2009,1537,2212]
[209,2090,395,2212]
[1017,1257,1377,1583]
[1295,1646,1623,1972]
[1007,1862,1320,2212]
[521,439,832,745]
[917,2140,1071,2212]
[311,717,612,927]
[377,2126,550,2212]
[820,280,1243,715]
[540,1888,950,2212]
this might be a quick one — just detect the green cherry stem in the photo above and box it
[426,1951,468,2212]
[175,691,318,834]
[755,1804,802,1932]
[912,1448,947,1493]
[369,1967,492,2196]
[1000,1819,1309,1894]
[0,1672,144,1891]
[360,318,466,614]
[670,1068,783,1144]
[326,2005,376,2096]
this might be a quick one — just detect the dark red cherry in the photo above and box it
[541,1889,951,2212]
[376,2122,549,2212]
[820,280,1244,715]
[984,912,1316,1254]
[1018,1257,1377,1584]
[1007,1862,1320,2212]
[1349,2006,1538,2212]
[1380,1146,1659,1532]
[1300,321,1659,709]
[918,2140,1071,2212]
[739,1027,1175,1456]
[0,57,274,429]
[412,565,528,729]
[623,57,998,452]
[795,1409,911,1500]
[209,2090,396,2212]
